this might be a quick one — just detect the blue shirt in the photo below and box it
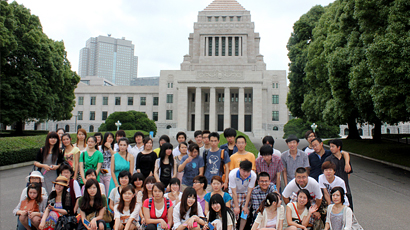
[181,155,204,186]
[219,144,238,157]
[204,149,231,183]
[309,150,332,181]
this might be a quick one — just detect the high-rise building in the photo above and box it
[78,35,138,86]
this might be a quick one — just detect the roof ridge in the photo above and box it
[203,0,246,11]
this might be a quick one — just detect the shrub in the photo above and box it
[218,130,258,156]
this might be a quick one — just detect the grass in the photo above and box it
[324,139,410,168]
[218,130,258,156]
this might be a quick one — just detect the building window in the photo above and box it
[167,94,173,103]
[205,93,208,102]
[248,93,252,102]
[245,93,248,102]
[153,97,159,105]
[208,16,212,22]
[103,97,108,105]
[166,125,172,129]
[115,97,121,105]
[78,97,84,105]
[235,37,239,56]
[272,111,279,121]
[140,97,146,105]
[102,111,108,120]
[166,110,173,120]
[272,95,279,104]
[90,97,96,105]
[153,112,158,121]
[237,16,241,21]
[222,16,226,21]
[192,93,195,102]
[215,16,219,22]
[90,111,95,120]
[65,125,70,132]
[78,111,83,120]
[128,97,133,105]
[215,37,219,56]
[208,37,212,56]
[222,37,226,56]
[167,82,173,88]
[276,83,278,88]
[231,93,234,102]
[89,125,94,132]
[77,125,82,130]
[273,126,279,131]
[228,37,232,56]
[235,93,238,102]
[230,16,234,21]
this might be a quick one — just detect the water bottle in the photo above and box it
[157,223,162,230]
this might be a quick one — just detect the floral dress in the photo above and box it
[43,202,63,230]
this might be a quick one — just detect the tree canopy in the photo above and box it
[98,111,157,136]
[286,0,410,139]
[283,118,340,139]
[0,1,80,132]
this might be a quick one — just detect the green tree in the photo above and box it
[99,111,157,136]
[283,118,340,139]
[0,1,80,133]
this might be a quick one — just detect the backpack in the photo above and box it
[148,197,171,210]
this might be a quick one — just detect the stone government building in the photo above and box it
[46,0,290,138]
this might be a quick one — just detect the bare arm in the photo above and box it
[154,159,160,182]
[341,151,351,173]
[231,187,240,215]
[283,168,288,185]
[79,162,86,184]
[283,197,290,205]
[143,206,164,225]
[322,188,331,205]
[73,151,80,179]
[224,163,230,189]
[276,172,281,192]
[199,167,204,176]
[129,155,135,175]
[96,162,102,177]
[286,205,306,230]
[111,157,119,187]
[243,187,253,214]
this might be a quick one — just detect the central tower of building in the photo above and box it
[157,0,288,137]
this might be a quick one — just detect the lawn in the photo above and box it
[325,139,410,168]
[218,131,258,156]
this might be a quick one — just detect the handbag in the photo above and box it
[343,207,363,230]
[102,208,113,223]
[20,200,39,212]
[55,216,78,230]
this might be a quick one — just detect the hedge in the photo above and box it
[218,130,258,156]
[0,130,149,166]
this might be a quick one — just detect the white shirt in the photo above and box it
[114,203,141,220]
[172,202,204,230]
[164,192,183,205]
[304,147,315,155]
[282,177,323,201]
[109,187,121,206]
[173,146,181,157]
[318,174,349,206]
[228,168,257,194]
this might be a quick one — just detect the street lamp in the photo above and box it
[73,115,78,133]
[311,123,317,133]
[115,120,122,131]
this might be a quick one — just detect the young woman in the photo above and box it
[34,132,64,194]
[204,176,232,215]
[251,192,285,230]
[192,176,208,212]
[20,171,48,202]
[324,187,355,230]
[100,132,116,195]
[14,183,47,230]
[74,128,87,153]
[80,169,106,196]
[113,185,141,230]
[139,176,157,226]
[77,179,107,230]
[109,137,134,196]
[79,136,104,186]
[56,128,65,150]
[154,143,177,188]
[286,189,318,230]
[174,142,187,183]
[109,171,132,212]
[178,143,204,191]
[136,137,158,179]
[204,193,235,230]
[172,187,206,230]
[131,173,145,193]
[142,182,173,230]
[94,132,103,147]
[38,176,73,230]
[61,133,81,180]
[164,178,183,205]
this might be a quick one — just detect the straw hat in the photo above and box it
[52,176,69,187]
[26,171,45,183]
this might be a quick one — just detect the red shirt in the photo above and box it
[143,198,173,223]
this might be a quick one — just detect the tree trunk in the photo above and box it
[14,121,25,135]
[372,121,382,141]
[346,116,361,139]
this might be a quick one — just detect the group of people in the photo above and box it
[13,128,360,230]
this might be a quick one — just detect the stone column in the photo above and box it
[195,87,202,130]
[225,37,228,56]
[252,85,262,132]
[212,37,215,56]
[218,37,222,56]
[238,37,242,56]
[177,85,188,130]
[224,87,230,129]
[209,87,216,131]
[238,87,245,131]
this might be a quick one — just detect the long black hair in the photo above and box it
[208,193,235,230]
[257,192,279,214]
[80,179,103,212]
[43,132,61,163]
[159,142,174,167]
[101,132,114,151]
[179,187,198,219]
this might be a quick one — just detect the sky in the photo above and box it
[13,0,334,78]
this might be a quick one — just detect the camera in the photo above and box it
[48,198,55,207]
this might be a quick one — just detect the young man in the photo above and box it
[130,131,145,170]
[229,160,257,230]
[173,131,187,157]
[326,139,353,210]
[219,128,238,157]
[201,130,211,153]
[229,136,256,171]
[153,134,170,157]
[308,137,332,181]
[256,144,284,191]
[178,143,204,191]
[192,175,208,212]
[194,130,205,158]
[257,135,281,158]
[203,132,230,192]
[114,130,133,153]
[302,130,316,155]
[250,172,277,218]
[318,161,349,206]
[281,135,310,185]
